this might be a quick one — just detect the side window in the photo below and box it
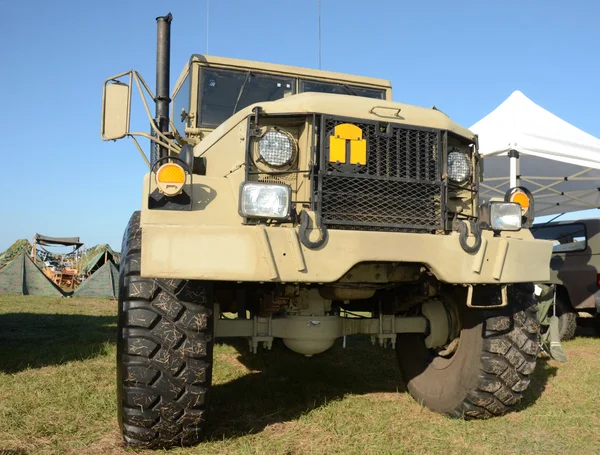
[531,223,587,253]
[172,72,191,136]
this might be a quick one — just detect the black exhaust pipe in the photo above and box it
[155,13,172,161]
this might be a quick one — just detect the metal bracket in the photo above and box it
[370,303,397,349]
[249,315,274,353]
[466,284,508,309]
[369,106,403,118]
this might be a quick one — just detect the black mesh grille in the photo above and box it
[318,117,444,232]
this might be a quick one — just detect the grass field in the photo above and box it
[0,295,599,455]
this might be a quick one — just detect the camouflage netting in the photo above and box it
[0,239,32,269]
[73,261,118,299]
[82,244,120,275]
[0,252,64,296]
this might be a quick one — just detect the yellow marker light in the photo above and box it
[156,163,186,196]
[504,186,535,227]
[157,163,185,183]
[509,190,531,216]
[511,191,530,208]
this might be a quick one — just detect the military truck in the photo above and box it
[101,13,553,448]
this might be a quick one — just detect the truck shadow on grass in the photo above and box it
[574,322,600,338]
[516,356,558,411]
[207,337,558,440]
[208,337,403,440]
[0,313,116,373]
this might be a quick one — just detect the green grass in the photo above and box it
[1,295,599,455]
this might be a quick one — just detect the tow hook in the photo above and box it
[453,219,482,254]
[299,210,328,249]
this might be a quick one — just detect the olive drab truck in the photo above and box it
[101,13,554,449]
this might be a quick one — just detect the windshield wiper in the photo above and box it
[342,84,358,96]
[232,71,253,115]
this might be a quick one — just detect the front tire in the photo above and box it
[117,212,215,448]
[396,285,540,419]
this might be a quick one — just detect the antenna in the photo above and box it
[318,0,322,69]
[206,0,209,54]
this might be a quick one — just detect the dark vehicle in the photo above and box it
[531,218,600,340]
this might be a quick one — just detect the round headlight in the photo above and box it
[447,148,471,183]
[258,129,296,167]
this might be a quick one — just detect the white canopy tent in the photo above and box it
[469,90,600,217]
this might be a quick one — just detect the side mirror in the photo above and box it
[101,81,130,140]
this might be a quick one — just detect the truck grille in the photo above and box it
[317,116,444,231]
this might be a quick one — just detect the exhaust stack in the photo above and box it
[155,13,172,161]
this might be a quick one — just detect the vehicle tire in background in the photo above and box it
[554,296,577,341]
[117,211,214,448]
[396,284,540,419]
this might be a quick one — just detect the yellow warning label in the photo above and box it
[328,123,366,165]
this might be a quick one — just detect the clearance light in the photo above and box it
[505,186,535,228]
[509,189,531,213]
[156,163,186,196]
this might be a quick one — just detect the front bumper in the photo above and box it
[140,224,553,284]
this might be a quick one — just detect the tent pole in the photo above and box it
[508,150,519,189]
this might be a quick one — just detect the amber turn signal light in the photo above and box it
[156,163,186,196]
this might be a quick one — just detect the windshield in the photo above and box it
[300,79,385,99]
[199,69,295,126]
[530,223,587,253]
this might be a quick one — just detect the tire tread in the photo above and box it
[117,211,213,449]
[450,286,540,419]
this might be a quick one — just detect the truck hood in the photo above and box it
[198,92,475,155]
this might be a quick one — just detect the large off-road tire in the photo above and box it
[396,284,540,419]
[554,295,577,341]
[117,211,214,448]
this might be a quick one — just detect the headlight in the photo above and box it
[447,148,471,183]
[239,182,292,219]
[489,202,522,231]
[258,129,296,167]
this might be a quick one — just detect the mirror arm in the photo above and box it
[169,119,190,147]
[132,71,156,99]
[103,70,137,85]
[101,70,183,164]
[131,73,175,150]
[128,132,181,155]
[130,136,152,169]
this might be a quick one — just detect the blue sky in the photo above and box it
[0,0,599,252]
